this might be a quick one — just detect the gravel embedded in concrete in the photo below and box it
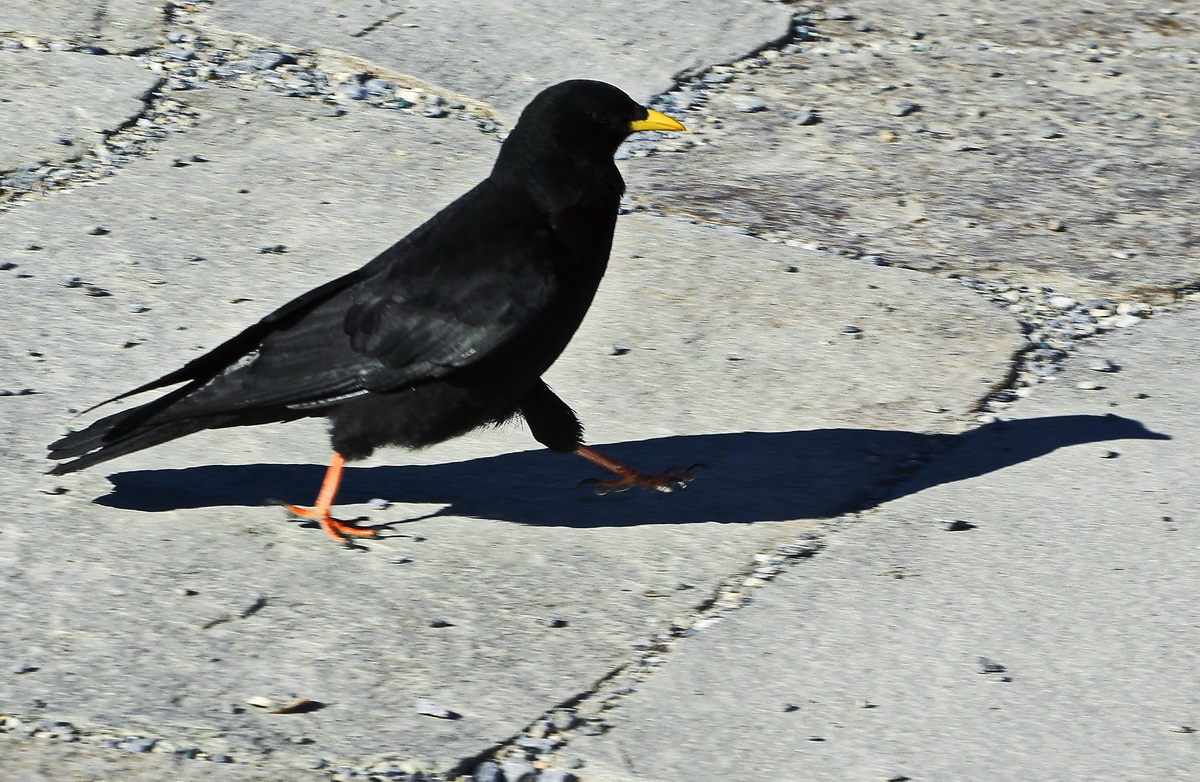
[626,32,1200,295]
[203,0,793,119]
[0,51,161,175]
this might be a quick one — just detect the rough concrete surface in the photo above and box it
[1,732,327,782]
[567,306,1200,782]
[0,92,1021,770]
[629,12,1200,295]
[0,0,1197,779]
[826,0,1200,52]
[0,51,161,174]
[201,0,793,118]
[0,0,167,52]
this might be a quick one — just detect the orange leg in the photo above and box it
[279,451,378,542]
[574,445,702,495]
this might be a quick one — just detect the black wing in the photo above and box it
[122,181,561,420]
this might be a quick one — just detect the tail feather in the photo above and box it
[47,411,223,475]
[48,405,153,460]
[48,388,306,474]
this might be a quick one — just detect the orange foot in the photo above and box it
[278,502,378,542]
[578,464,703,495]
[273,451,380,545]
[573,445,703,495]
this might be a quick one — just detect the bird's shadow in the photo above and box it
[95,415,1169,528]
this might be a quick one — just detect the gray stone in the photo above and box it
[775,543,819,558]
[473,760,503,782]
[499,758,537,782]
[976,656,1006,674]
[33,720,76,736]
[537,771,577,782]
[550,709,579,731]
[117,737,158,753]
[514,735,560,753]
[732,96,767,113]
[415,698,455,718]
[244,48,291,71]
[161,47,193,61]
[885,98,920,116]
[791,108,820,125]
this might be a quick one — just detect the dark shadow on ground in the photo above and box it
[95,414,1169,528]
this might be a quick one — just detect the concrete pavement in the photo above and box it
[567,308,1200,782]
[2,1,1197,780]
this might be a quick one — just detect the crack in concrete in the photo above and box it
[450,532,828,778]
[352,10,408,39]
[441,662,630,779]
[0,63,178,212]
[0,29,497,213]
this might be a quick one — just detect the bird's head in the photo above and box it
[503,79,686,162]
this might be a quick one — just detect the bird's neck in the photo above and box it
[492,137,625,215]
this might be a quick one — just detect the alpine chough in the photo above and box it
[48,79,695,543]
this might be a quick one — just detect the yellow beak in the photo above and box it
[629,109,686,133]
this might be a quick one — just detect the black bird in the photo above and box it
[48,80,695,543]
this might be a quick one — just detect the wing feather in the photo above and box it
[144,182,560,419]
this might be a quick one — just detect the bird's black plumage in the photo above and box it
[48,81,690,524]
